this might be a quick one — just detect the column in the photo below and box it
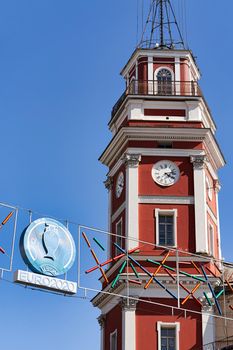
[98,314,106,350]
[201,305,215,346]
[148,56,154,94]
[214,179,222,260]
[122,153,141,250]
[174,57,180,95]
[104,176,113,259]
[122,298,138,350]
[190,155,208,253]
[135,59,138,94]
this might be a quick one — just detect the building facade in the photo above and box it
[92,2,226,349]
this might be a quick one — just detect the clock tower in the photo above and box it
[92,1,225,349]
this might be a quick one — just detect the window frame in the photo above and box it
[115,217,123,255]
[154,67,175,95]
[208,222,215,256]
[155,209,178,248]
[206,176,213,201]
[157,322,180,350]
[110,329,117,350]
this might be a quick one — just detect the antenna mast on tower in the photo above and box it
[139,0,186,50]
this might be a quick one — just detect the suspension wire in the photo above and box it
[164,0,173,48]
[183,0,188,48]
[149,0,158,46]
[167,0,185,47]
[138,0,186,49]
[138,0,154,47]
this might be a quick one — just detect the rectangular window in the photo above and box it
[155,209,177,247]
[115,219,123,255]
[157,322,180,350]
[159,215,174,246]
[161,327,176,350]
[110,330,117,350]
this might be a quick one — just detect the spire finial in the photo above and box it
[138,0,186,50]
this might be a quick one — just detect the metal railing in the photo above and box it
[202,336,233,350]
[111,79,202,118]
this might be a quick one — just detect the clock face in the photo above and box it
[116,172,124,198]
[151,160,180,187]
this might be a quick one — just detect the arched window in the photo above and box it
[157,68,173,95]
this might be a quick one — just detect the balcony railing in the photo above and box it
[202,337,233,350]
[111,79,202,118]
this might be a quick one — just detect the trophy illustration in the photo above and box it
[42,223,60,261]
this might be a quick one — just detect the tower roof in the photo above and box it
[138,0,186,50]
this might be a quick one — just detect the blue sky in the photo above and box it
[0,1,233,349]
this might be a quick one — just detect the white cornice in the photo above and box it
[139,196,194,205]
[100,127,225,171]
[120,49,200,80]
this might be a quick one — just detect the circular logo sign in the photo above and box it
[21,218,76,277]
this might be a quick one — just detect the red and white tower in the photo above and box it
[92,1,225,349]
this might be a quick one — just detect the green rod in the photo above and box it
[111,261,127,288]
[93,237,105,251]
[130,263,139,279]
[147,259,205,282]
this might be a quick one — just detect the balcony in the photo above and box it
[111,79,202,118]
[202,337,233,350]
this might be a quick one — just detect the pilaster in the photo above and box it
[98,314,106,350]
[104,176,113,258]
[190,155,209,254]
[121,298,138,350]
[122,153,141,250]
[201,304,215,346]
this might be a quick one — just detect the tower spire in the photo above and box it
[139,0,186,50]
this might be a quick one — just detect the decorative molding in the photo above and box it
[214,179,221,193]
[97,314,106,328]
[190,155,209,169]
[122,153,141,168]
[121,297,138,311]
[104,176,113,190]
[139,195,194,205]
[100,126,225,171]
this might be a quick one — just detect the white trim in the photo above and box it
[108,186,112,259]
[148,56,154,94]
[155,209,178,248]
[126,162,139,250]
[206,175,213,201]
[202,310,215,346]
[110,329,117,350]
[208,222,215,257]
[111,201,126,223]
[120,49,200,80]
[115,218,123,255]
[127,147,204,158]
[157,321,180,350]
[139,196,194,205]
[175,57,181,95]
[100,127,225,171]
[154,66,175,96]
[192,161,208,253]
[154,66,175,81]
[122,307,136,350]
[215,191,222,260]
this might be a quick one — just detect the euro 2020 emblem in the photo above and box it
[20,218,76,276]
